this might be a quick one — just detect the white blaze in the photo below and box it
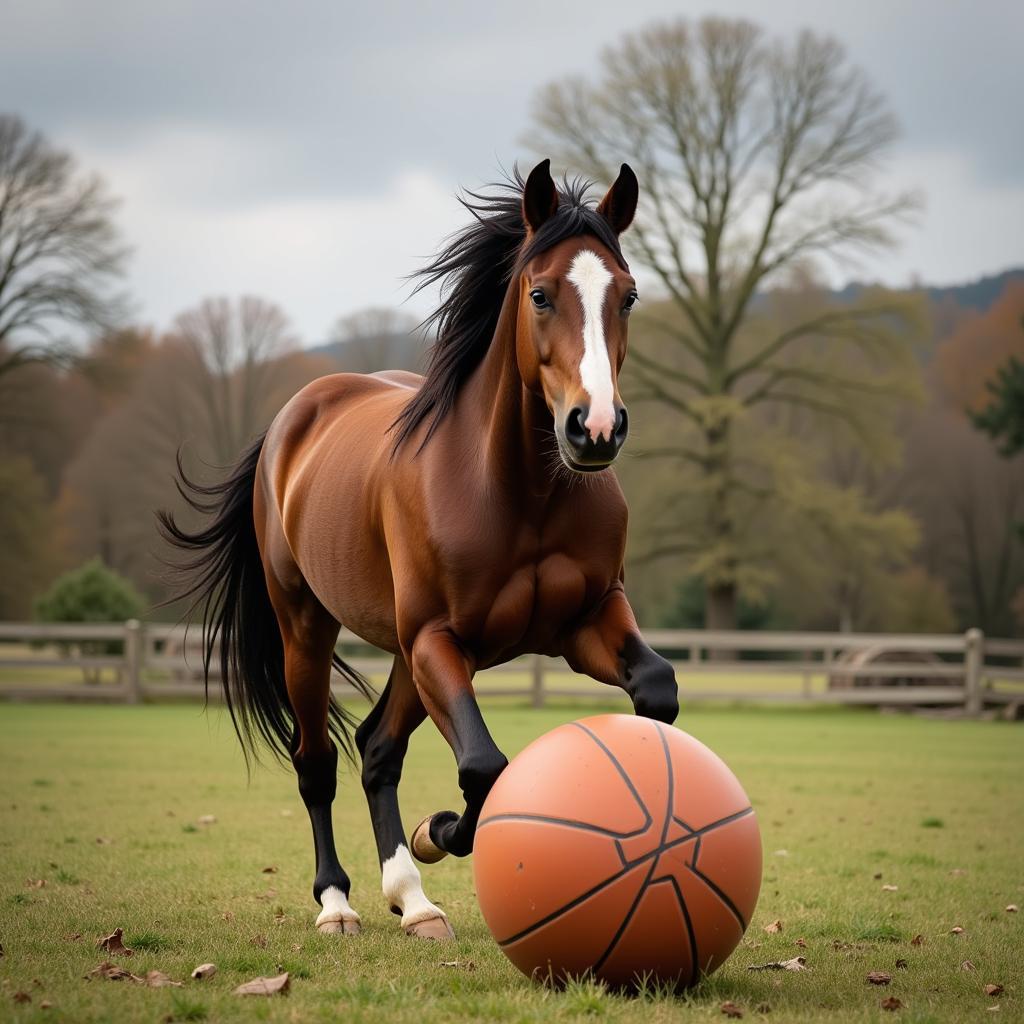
[382,844,447,928]
[566,249,615,442]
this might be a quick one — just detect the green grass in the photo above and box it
[0,702,1021,1022]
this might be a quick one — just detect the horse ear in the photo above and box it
[597,163,639,235]
[522,159,558,232]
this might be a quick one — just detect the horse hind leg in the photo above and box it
[356,656,454,940]
[271,577,362,936]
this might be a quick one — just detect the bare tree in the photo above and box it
[326,306,424,373]
[0,114,128,374]
[529,18,921,628]
[172,296,299,464]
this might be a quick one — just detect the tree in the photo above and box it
[171,296,299,464]
[528,17,920,628]
[0,114,128,373]
[0,456,56,618]
[326,306,423,373]
[972,354,1024,458]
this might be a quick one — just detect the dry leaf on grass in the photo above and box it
[950,926,965,935]
[26,878,45,889]
[233,972,290,997]
[145,971,181,988]
[882,884,899,892]
[795,938,807,948]
[895,958,908,969]
[986,984,1004,997]
[221,911,235,922]
[97,928,133,956]
[962,960,977,972]
[439,960,476,971]
[40,1000,52,1009]
[197,815,217,825]
[873,872,883,880]
[1006,905,1018,913]
[191,963,216,980]
[763,920,783,934]
[949,868,966,877]
[748,956,807,972]
[880,996,903,1011]
[13,992,31,1004]
[911,934,925,946]
[720,1001,744,1018]
[249,934,267,949]
[261,866,278,874]
[95,837,112,845]
[867,971,892,985]
[64,933,81,942]
[85,961,144,983]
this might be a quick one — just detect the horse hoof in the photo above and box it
[405,915,455,940]
[410,814,448,864]
[317,918,361,936]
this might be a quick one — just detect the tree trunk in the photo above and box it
[705,581,737,662]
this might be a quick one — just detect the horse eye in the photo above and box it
[529,289,549,310]
[623,290,639,313]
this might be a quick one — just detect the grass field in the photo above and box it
[0,702,1021,1023]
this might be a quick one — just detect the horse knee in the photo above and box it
[457,749,508,801]
[292,743,339,807]
[360,730,408,794]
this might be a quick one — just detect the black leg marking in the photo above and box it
[292,741,350,905]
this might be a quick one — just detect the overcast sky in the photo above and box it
[4,0,1023,345]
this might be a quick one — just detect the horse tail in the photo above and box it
[157,434,373,765]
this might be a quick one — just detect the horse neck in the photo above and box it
[459,282,555,496]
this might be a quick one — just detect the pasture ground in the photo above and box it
[0,702,1021,1023]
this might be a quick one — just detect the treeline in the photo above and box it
[0,276,1020,634]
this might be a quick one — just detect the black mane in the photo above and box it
[390,167,628,453]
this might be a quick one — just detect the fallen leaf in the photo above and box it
[873,872,883,880]
[273,912,286,924]
[867,971,892,985]
[221,911,235,922]
[198,815,217,825]
[439,960,476,971]
[895,958,908,969]
[748,957,807,972]
[261,866,278,874]
[880,996,904,1011]
[720,1001,744,1019]
[986,984,1004,997]
[233,972,290,997]
[63,933,82,942]
[795,938,807,948]
[26,878,45,889]
[962,960,977,972]
[97,927,133,956]
[40,1000,52,1009]
[988,1006,1001,1013]
[882,884,899,892]
[764,920,783,934]
[1006,905,1018,913]
[85,961,144,983]
[191,963,217,980]
[13,992,31,1004]
[95,837,112,845]
[910,934,925,946]
[145,970,182,988]
[249,934,267,948]
[949,868,966,877]
[950,926,965,935]
[773,849,789,857]
[755,1004,771,1014]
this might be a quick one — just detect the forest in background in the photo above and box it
[1,270,1021,636]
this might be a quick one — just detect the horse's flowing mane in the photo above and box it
[390,167,628,453]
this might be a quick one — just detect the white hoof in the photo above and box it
[316,885,361,936]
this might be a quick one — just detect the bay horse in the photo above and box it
[160,159,679,942]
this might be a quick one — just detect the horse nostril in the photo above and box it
[565,406,588,448]
[614,406,629,444]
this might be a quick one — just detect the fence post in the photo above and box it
[124,619,143,704]
[531,654,545,709]
[964,627,984,716]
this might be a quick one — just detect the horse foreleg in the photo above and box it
[562,585,679,724]
[355,657,453,939]
[406,628,508,862]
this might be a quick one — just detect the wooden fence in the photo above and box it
[1,621,1022,715]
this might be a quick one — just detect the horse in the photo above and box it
[159,159,679,942]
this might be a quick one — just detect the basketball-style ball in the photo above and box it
[473,714,761,990]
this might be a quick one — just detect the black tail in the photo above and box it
[157,434,374,765]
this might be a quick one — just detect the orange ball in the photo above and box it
[473,714,761,990]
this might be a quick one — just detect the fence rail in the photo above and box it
[0,621,1021,715]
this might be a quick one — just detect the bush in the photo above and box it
[34,557,144,624]
[34,559,145,683]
